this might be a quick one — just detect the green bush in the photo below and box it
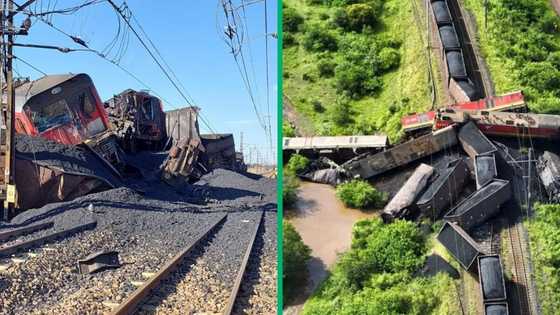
[284,220,312,304]
[378,47,401,71]
[330,96,353,126]
[335,61,382,98]
[302,218,451,314]
[302,26,338,52]
[331,8,349,28]
[283,32,297,48]
[283,172,300,208]
[287,154,310,174]
[284,7,304,32]
[335,179,387,209]
[317,59,336,77]
[312,99,326,112]
[283,122,296,137]
[346,3,378,32]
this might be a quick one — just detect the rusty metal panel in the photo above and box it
[342,126,457,179]
[161,137,204,185]
[437,221,483,270]
[417,158,469,220]
[444,179,511,231]
[165,107,200,146]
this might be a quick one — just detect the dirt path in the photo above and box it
[283,94,314,137]
[284,182,377,314]
[552,0,560,15]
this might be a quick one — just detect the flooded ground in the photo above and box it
[284,181,377,314]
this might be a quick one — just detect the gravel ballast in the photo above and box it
[0,152,277,315]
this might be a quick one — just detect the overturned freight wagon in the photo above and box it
[283,135,388,163]
[161,107,206,184]
[416,158,469,220]
[342,126,458,179]
[382,163,434,222]
[437,221,484,270]
[537,151,560,202]
[444,179,511,231]
[104,89,167,152]
[201,133,246,172]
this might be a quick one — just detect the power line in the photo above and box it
[13,55,46,75]
[105,0,216,134]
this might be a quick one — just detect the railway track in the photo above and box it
[506,219,533,315]
[108,211,265,315]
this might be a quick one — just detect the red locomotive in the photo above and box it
[13,73,121,164]
[401,91,526,133]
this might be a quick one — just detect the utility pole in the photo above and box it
[1,0,34,220]
[1,0,16,220]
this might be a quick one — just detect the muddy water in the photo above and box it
[284,182,377,313]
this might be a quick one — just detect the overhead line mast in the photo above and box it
[1,0,36,220]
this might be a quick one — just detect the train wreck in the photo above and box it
[1,73,248,218]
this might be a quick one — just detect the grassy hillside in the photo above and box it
[283,0,444,142]
[527,204,560,315]
[462,0,560,113]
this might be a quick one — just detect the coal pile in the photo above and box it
[0,149,277,313]
[194,168,277,205]
[15,134,121,187]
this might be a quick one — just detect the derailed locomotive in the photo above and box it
[11,73,122,165]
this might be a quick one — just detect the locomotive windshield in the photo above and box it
[26,99,72,133]
[26,85,106,135]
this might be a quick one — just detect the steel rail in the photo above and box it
[0,221,96,257]
[0,221,53,242]
[223,210,264,315]
[111,213,228,315]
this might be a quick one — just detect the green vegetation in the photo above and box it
[302,218,460,314]
[527,203,560,314]
[462,0,560,113]
[283,0,444,142]
[284,220,312,304]
[283,122,296,137]
[283,172,300,208]
[286,153,310,174]
[335,179,387,209]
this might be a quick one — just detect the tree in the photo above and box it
[302,26,338,52]
[284,221,312,304]
[335,180,387,209]
[284,7,304,32]
[287,154,310,174]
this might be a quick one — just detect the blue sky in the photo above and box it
[12,0,278,164]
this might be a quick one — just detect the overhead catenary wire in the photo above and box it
[105,0,216,134]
